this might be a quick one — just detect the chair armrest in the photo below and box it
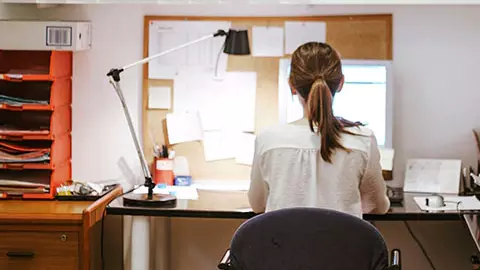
[218,249,232,270]
[387,249,401,270]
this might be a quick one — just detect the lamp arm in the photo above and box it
[108,29,227,80]
[106,29,228,199]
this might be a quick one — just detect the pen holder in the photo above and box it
[153,157,174,186]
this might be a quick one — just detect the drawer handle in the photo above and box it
[7,252,35,258]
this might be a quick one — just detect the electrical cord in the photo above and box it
[101,185,142,270]
[404,221,436,270]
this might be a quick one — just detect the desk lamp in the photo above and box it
[107,29,250,207]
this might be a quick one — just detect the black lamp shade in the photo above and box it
[224,29,250,55]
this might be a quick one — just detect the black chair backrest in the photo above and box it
[229,207,389,270]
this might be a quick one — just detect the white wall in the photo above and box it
[2,3,480,269]
[2,3,479,185]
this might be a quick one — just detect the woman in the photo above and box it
[248,42,390,218]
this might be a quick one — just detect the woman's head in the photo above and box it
[289,42,344,101]
[289,42,356,163]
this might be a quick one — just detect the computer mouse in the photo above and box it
[425,194,445,208]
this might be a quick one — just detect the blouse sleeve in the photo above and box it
[360,134,390,214]
[248,138,269,213]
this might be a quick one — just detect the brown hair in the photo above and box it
[289,42,361,163]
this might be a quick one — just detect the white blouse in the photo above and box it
[248,118,390,218]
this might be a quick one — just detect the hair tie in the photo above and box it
[314,74,325,82]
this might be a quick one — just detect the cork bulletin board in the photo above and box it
[142,14,392,181]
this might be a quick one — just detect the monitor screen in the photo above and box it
[278,59,393,147]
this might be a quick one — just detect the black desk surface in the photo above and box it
[106,189,478,221]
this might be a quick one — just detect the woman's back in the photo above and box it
[249,118,389,218]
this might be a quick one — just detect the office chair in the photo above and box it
[218,207,401,270]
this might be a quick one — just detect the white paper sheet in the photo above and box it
[165,112,203,145]
[192,179,250,191]
[414,195,480,211]
[379,147,395,171]
[148,20,231,79]
[173,67,257,132]
[403,159,462,194]
[252,26,284,57]
[278,58,304,124]
[133,185,199,200]
[285,21,327,54]
[235,133,256,165]
[202,130,236,161]
[148,86,171,109]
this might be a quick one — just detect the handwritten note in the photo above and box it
[148,20,231,79]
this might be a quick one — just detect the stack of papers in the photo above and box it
[0,141,50,163]
[0,94,48,106]
[0,179,49,194]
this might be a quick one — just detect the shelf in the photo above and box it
[0,162,71,200]
[0,133,71,170]
[0,50,72,80]
[0,78,71,111]
[0,105,71,140]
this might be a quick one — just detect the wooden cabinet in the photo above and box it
[0,185,122,270]
[0,231,79,270]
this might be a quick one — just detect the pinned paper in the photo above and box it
[278,58,304,124]
[235,133,256,165]
[285,21,326,54]
[165,112,203,145]
[252,26,284,57]
[378,148,394,171]
[148,86,171,109]
[202,130,236,161]
[404,159,462,194]
[148,20,231,79]
[173,68,257,132]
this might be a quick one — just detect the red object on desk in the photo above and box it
[152,157,174,185]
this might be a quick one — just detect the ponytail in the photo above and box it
[307,78,349,163]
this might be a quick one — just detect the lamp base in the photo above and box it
[123,193,177,207]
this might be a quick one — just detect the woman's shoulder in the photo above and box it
[341,126,376,153]
[256,123,296,142]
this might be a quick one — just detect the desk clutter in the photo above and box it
[0,50,72,200]
[55,181,118,201]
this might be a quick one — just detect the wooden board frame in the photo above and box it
[142,14,392,181]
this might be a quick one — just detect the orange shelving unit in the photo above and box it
[0,50,72,199]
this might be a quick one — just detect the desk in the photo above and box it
[107,190,472,221]
[0,185,122,270]
[107,190,479,270]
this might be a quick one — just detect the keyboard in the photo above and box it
[386,186,404,206]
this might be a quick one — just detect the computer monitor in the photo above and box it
[278,58,393,148]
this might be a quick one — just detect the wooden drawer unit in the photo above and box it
[0,231,79,270]
[0,185,123,270]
